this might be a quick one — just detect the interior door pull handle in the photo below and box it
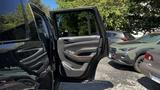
[63,39,72,44]
[64,50,92,62]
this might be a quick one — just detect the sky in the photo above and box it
[42,0,58,9]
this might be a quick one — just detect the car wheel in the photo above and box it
[134,55,144,72]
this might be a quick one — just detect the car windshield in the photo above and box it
[136,33,160,43]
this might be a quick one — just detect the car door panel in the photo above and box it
[57,36,99,77]
[13,41,48,72]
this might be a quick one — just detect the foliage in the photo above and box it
[56,0,160,33]
[128,0,160,33]
[57,11,97,36]
[56,0,129,31]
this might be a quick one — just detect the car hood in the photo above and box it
[111,41,154,49]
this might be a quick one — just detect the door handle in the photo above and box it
[63,39,73,44]
[64,50,93,62]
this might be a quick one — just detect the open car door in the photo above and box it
[51,7,108,82]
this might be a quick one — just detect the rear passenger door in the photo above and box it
[51,7,108,81]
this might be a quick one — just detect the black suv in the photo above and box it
[0,0,108,90]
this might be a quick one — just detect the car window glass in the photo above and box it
[112,33,117,37]
[56,11,99,37]
[114,32,123,38]
[123,32,135,40]
[136,34,160,43]
[106,32,117,38]
[106,32,112,37]
[0,0,28,41]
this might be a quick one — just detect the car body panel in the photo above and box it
[139,48,160,84]
[110,33,160,66]
[140,62,160,84]
[111,43,157,59]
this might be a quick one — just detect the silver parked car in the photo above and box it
[139,48,160,84]
[109,33,160,72]
[107,31,135,44]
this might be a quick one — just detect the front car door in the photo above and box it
[0,1,108,89]
[51,7,109,83]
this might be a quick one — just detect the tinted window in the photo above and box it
[106,32,112,37]
[123,32,135,40]
[112,33,117,37]
[114,32,124,38]
[0,0,29,41]
[56,11,99,37]
[106,32,117,38]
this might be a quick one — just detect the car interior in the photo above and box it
[57,36,99,77]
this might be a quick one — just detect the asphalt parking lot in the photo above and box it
[60,57,160,90]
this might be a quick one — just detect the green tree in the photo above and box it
[56,0,160,33]
[127,0,160,33]
[56,0,129,31]
[57,11,96,36]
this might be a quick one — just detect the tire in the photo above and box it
[134,55,144,72]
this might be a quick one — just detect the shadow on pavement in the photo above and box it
[59,80,113,90]
[138,77,160,90]
[108,61,136,72]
